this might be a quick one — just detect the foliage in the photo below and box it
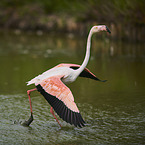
[0,0,145,31]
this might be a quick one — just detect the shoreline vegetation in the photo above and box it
[0,0,145,42]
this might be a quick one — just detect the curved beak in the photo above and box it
[106,26,111,34]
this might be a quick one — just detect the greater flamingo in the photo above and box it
[23,25,111,128]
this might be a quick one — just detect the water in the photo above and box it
[0,31,145,144]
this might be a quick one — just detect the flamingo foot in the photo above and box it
[22,113,33,126]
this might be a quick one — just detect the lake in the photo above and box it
[0,30,145,144]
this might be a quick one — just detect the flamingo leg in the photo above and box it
[50,107,62,127]
[22,88,37,126]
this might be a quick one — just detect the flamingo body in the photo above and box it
[24,25,111,128]
[27,63,105,86]
[27,64,105,127]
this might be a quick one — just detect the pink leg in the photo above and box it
[22,88,37,126]
[50,107,62,127]
[27,88,37,114]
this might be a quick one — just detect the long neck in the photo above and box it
[75,30,93,75]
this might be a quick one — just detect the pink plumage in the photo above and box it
[23,25,110,128]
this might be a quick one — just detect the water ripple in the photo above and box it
[1,94,145,145]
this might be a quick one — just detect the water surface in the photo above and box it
[0,31,145,144]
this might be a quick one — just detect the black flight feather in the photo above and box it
[70,66,106,82]
[36,84,85,127]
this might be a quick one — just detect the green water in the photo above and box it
[0,31,145,144]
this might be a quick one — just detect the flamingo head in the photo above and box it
[91,25,111,34]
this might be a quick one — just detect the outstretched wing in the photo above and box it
[56,63,106,82]
[70,65,107,82]
[36,76,85,127]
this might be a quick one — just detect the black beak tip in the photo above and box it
[106,26,111,34]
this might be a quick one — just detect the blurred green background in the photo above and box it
[0,0,145,41]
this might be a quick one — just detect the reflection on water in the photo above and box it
[0,32,145,144]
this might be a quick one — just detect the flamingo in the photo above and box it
[22,25,111,128]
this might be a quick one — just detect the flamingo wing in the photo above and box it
[56,63,106,82]
[70,65,106,82]
[36,76,85,127]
